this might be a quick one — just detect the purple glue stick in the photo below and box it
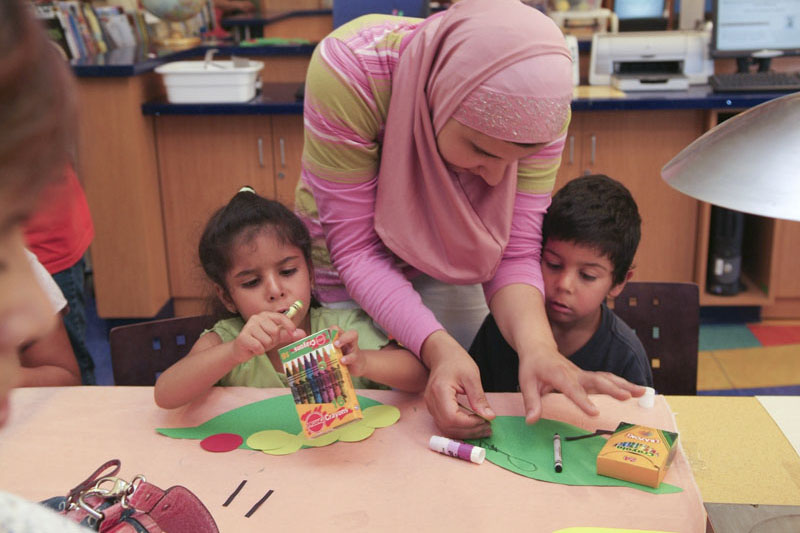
[429,435,485,464]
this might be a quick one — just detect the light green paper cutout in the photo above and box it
[298,431,340,447]
[466,417,682,494]
[246,430,298,451]
[361,405,401,428]
[261,437,303,455]
[336,420,375,442]
[157,394,388,451]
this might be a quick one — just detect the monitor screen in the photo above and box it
[615,0,666,19]
[712,0,800,58]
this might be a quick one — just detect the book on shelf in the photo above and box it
[33,3,73,59]
[32,1,147,57]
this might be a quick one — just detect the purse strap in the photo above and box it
[66,459,122,509]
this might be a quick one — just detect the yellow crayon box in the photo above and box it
[278,328,362,439]
[596,422,679,488]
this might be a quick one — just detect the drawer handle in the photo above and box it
[257,137,264,168]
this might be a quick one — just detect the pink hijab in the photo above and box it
[373,0,573,284]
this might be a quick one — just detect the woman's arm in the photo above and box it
[302,37,444,355]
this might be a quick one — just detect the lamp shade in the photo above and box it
[661,92,800,222]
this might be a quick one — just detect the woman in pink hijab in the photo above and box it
[297,0,642,438]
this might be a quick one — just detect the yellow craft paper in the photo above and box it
[247,430,297,451]
[336,421,375,442]
[668,396,800,505]
[361,405,401,428]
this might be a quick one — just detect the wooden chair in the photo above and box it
[109,315,213,386]
[609,282,700,395]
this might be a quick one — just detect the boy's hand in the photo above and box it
[336,329,367,376]
[232,312,304,364]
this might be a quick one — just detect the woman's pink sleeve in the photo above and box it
[483,191,550,303]
[306,172,443,356]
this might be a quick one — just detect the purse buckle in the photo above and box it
[77,476,138,521]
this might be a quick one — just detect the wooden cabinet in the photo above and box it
[555,109,706,284]
[271,115,304,207]
[154,114,304,315]
[77,75,170,318]
[763,220,800,318]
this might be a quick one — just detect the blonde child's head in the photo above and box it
[198,189,314,323]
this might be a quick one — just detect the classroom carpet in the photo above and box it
[698,323,800,396]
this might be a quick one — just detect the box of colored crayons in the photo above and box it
[278,328,362,438]
[596,422,679,488]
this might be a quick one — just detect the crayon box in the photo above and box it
[596,422,679,488]
[278,328,362,439]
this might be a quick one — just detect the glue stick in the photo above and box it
[429,435,485,464]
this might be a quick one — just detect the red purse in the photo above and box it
[41,459,219,533]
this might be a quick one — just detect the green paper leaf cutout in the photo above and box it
[157,394,384,450]
[466,416,683,494]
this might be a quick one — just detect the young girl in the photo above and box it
[154,189,428,409]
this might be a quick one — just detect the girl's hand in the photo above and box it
[232,311,303,364]
[336,329,367,376]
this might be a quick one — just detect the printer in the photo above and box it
[589,31,713,91]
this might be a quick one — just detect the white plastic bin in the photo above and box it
[155,60,264,104]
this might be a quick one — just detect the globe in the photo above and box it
[140,0,206,48]
[140,0,206,23]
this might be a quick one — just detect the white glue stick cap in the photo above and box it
[470,445,486,464]
[638,386,655,408]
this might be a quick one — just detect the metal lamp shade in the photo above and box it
[661,92,800,222]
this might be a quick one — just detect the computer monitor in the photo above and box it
[712,0,800,59]
[614,0,668,31]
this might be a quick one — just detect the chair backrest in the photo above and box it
[109,315,213,386]
[609,282,699,395]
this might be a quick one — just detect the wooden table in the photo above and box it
[0,387,706,532]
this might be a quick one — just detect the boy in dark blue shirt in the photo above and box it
[469,174,653,390]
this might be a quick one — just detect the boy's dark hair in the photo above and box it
[199,189,312,318]
[542,174,641,285]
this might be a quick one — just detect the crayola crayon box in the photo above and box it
[278,328,362,438]
[596,422,679,488]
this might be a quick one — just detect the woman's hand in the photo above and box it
[337,329,367,376]
[421,330,495,439]
[517,343,645,424]
[232,312,303,364]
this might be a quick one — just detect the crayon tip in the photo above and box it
[285,300,303,320]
